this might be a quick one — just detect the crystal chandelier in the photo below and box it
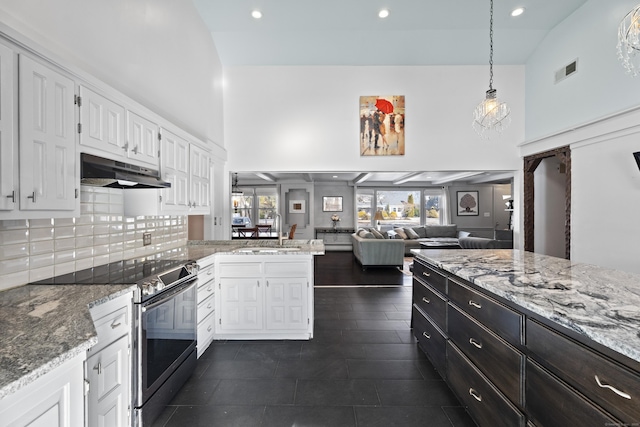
[617,4,640,76]
[472,0,511,139]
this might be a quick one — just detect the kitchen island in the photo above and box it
[411,248,640,427]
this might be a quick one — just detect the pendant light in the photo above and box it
[472,0,511,139]
[231,173,243,196]
[617,4,640,76]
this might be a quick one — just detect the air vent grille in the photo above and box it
[555,59,578,84]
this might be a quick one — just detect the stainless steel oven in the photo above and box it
[133,262,198,426]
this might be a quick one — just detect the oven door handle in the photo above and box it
[141,279,197,312]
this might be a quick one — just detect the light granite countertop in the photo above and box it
[0,239,324,400]
[412,249,640,365]
[0,284,135,399]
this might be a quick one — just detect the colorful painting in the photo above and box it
[360,95,405,156]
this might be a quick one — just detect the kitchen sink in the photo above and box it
[233,247,301,253]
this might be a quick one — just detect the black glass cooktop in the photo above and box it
[31,258,189,285]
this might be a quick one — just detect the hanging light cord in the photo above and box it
[488,0,494,91]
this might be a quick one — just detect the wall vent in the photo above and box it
[555,59,578,84]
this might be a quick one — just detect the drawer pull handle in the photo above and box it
[422,332,431,339]
[207,325,212,332]
[207,303,212,309]
[422,272,431,277]
[207,286,213,292]
[595,375,631,400]
[422,297,430,304]
[93,363,102,375]
[469,338,483,349]
[110,321,122,329]
[468,300,482,309]
[469,388,482,402]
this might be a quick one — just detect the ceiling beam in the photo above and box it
[393,172,423,185]
[254,172,276,182]
[302,173,313,182]
[431,172,484,185]
[467,172,515,184]
[352,173,372,184]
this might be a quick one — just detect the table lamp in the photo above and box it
[373,211,384,231]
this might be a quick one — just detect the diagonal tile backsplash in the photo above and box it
[0,186,188,291]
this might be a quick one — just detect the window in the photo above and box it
[257,188,278,226]
[356,187,446,228]
[231,186,279,231]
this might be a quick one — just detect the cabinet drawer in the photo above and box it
[526,360,617,427]
[448,279,522,347]
[412,306,446,377]
[448,304,524,407]
[413,280,446,331]
[197,294,215,322]
[526,319,640,423]
[92,305,130,353]
[218,262,262,276]
[412,260,447,294]
[197,277,215,303]
[447,342,525,427]
[265,261,309,276]
[198,264,215,287]
[197,311,215,358]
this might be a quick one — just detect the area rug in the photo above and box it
[314,252,413,286]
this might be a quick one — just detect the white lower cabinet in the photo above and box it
[86,293,133,427]
[196,256,216,358]
[0,352,86,427]
[215,255,314,340]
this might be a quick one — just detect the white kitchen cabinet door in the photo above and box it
[86,336,130,427]
[126,111,158,167]
[0,41,15,211]
[160,129,189,213]
[265,277,308,330]
[18,55,76,212]
[218,278,263,331]
[78,85,126,157]
[189,144,211,214]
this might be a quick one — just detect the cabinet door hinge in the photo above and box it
[75,188,79,199]
[159,195,163,203]
[219,318,221,324]
[84,378,90,396]
[75,94,82,107]
[77,123,82,134]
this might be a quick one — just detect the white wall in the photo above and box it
[533,157,566,258]
[0,0,224,146]
[224,65,525,173]
[525,0,640,141]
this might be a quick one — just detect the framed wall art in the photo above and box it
[289,200,306,213]
[359,95,405,157]
[322,196,343,212]
[457,191,479,216]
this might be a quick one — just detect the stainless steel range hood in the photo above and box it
[81,153,171,189]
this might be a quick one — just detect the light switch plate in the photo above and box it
[484,212,491,217]
[143,232,152,246]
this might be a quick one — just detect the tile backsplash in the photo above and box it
[0,186,188,291]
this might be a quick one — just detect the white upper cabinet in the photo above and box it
[0,41,16,212]
[160,129,190,212]
[127,111,159,167]
[78,85,126,157]
[189,143,212,214]
[18,55,76,212]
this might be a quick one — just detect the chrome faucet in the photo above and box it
[276,213,284,245]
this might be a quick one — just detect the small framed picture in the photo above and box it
[457,191,479,216]
[289,200,306,213]
[322,196,343,212]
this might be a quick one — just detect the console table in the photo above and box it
[315,227,355,251]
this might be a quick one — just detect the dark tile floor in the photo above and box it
[152,285,476,427]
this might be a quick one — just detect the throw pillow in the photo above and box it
[370,228,384,239]
[413,226,427,238]
[357,229,369,238]
[386,230,398,239]
[394,228,408,240]
[362,231,375,239]
[404,227,420,240]
[458,230,471,238]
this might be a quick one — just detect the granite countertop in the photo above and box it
[412,248,640,365]
[0,284,135,399]
[0,239,324,400]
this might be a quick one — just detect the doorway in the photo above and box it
[523,146,571,259]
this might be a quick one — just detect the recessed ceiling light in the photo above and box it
[511,7,525,17]
[251,10,262,19]
[378,9,389,19]
[332,175,338,178]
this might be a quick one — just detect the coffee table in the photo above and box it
[419,241,461,249]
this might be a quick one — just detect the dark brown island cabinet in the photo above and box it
[411,257,640,427]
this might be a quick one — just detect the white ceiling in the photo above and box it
[194,0,588,186]
[193,0,588,66]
